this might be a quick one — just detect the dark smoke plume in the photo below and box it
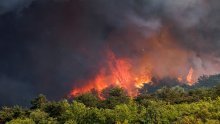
[0,0,220,106]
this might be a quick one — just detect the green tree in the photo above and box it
[74,92,100,107]
[83,108,106,123]
[155,86,186,103]
[196,74,220,88]
[43,101,66,118]
[113,103,142,123]
[6,118,35,124]
[214,84,220,97]
[31,94,47,109]
[188,87,215,101]
[29,109,49,123]
[64,120,77,124]
[100,86,130,109]
[174,116,203,124]
[0,106,26,123]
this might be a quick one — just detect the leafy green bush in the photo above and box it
[6,118,35,124]
[1,83,220,124]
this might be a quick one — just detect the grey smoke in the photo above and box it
[0,0,35,15]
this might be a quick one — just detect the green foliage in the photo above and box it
[60,101,87,123]
[64,120,77,124]
[29,109,58,124]
[83,107,106,123]
[44,101,66,118]
[154,86,187,104]
[196,74,220,88]
[214,84,220,96]
[1,80,220,124]
[30,109,48,121]
[188,87,216,101]
[100,86,130,108]
[0,106,27,123]
[31,94,47,109]
[112,102,145,123]
[74,92,100,107]
[1,97,220,124]
[6,118,35,124]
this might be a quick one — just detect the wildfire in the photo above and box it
[70,27,198,97]
[70,50,152,97]
[70,50,197,97]
[70,49,198,98]
[187,67,195,85]
[70,69,109,98]
[177,76,183,82]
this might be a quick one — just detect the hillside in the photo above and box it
[1,75,220,124]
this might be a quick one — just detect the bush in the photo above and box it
[1,82,220,124]
[6,118,35,124]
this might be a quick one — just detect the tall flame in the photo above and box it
[187,67,194,85]
[70,50,152,97]
[70,26,200,97]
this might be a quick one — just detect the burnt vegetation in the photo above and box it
[0,74,220,124]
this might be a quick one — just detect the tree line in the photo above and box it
[0,75,220,124]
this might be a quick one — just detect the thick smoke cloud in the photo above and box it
[0,0,34,15]
[0,0,220,106]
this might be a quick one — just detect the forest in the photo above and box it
[0,74,220,124]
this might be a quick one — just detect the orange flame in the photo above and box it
[70,26,200,97]
[70,50,152,97]
[177,76,183,82]
[187,67,195,85]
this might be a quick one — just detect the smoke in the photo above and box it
[160,0,208,27]
[0,75,35,106]
[0,0,220,106]
[0,0,35,15]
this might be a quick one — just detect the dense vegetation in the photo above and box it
[1,75,220,124]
